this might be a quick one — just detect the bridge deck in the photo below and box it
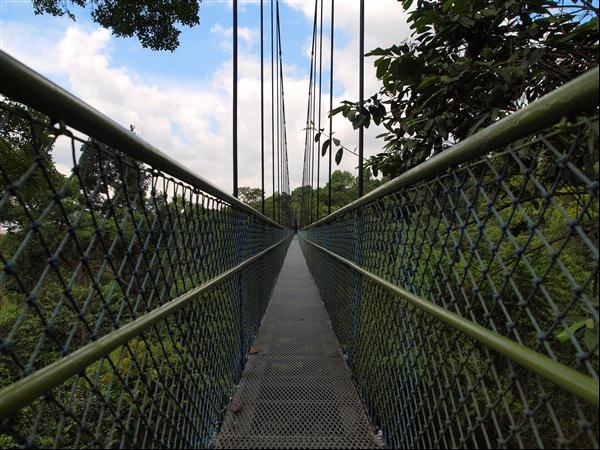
[215,237,380,449]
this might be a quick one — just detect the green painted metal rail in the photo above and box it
[300,67,599,448]
[301,236,598,405]
[0,236,291,421]
[0,50,292,448]
[0,50,279,228]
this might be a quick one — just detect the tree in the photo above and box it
[32,0,201,51]
[331,0,599,177]
[77,126,148,211]
[0,101,66,230]
[241,170,385,228]
[238,187,264,208]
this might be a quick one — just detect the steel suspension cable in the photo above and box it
[273,0,290,226]
[260,0,265,214]
[316,0,324,221]
[271,0,275,219]
[276,0,285,224]
[309,0,319,223]
[328,0,335,215]
[233,0,238,198]
[300,64,313,227]
[309,20,317,223]
[358,0,365,198]
[276,12,280,223]
[276,0,290,225]
[301,1,319,227]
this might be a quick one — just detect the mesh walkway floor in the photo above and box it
[215,237,380,449]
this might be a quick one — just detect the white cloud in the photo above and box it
[1,22,290,193]
[211,23,257,51]
[1,0,412,198]
[285,0,412,186]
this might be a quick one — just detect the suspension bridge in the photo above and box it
[0,1,598,449]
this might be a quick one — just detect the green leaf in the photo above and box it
[440,74,461,84]
[352,114,366,130]
[481,7,497,16]
[556,319,587,343]
[335,148,343,165]
[393,57,422,80]
[417,76,440,91]
[329,106,346,117]
[458,16,475,28]
[453,0,471,14]
[321,139,331,156]
[314,131,321,143]
[376,58,390,79]
[365,47,392,57]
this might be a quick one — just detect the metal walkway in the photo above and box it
[215,238,380,449]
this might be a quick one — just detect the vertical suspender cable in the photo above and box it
[301,3,318,227]
[271,0,275,219]
[358,0,365,198]
[328,0,335,215]
[302,6,316,227]
[275,0,290,227]
[301,54,314,227]
[301,95,307,226]
[309,0,318,224]
[279,2,286,225]
[233,0,239,198]
[275,4,280,224]
[260,0,265,214]
[300,106,308,226]
[316,0,323,221]
[310,18,317,223]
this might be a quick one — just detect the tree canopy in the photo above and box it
[238,187,264,206]
[239,170,385,226]
[330,0,599,177]
[32,0,201,51]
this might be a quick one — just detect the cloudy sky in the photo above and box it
[0,0,411,195]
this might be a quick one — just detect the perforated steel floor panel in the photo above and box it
[214,238,380,449]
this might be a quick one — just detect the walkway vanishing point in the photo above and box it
[215,238,380,449]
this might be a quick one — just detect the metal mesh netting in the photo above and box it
[214,240,381,449]
[300,115,599,448]
[0,102,290,448]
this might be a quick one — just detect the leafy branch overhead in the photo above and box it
[312,126,358,168]
[331,0,599,178]
[32,0,202,51]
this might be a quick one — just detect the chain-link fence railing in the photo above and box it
[300,68,599,449]
[0,51,291,448]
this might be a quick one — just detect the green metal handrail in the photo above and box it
[0,52,291,448]
[300,68,599,448]
[0,50,281,229]
[301,236,598,405]
[0,236,290,420]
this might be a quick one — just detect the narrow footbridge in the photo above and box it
[0,50,599,449]
[215,238,380,449]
